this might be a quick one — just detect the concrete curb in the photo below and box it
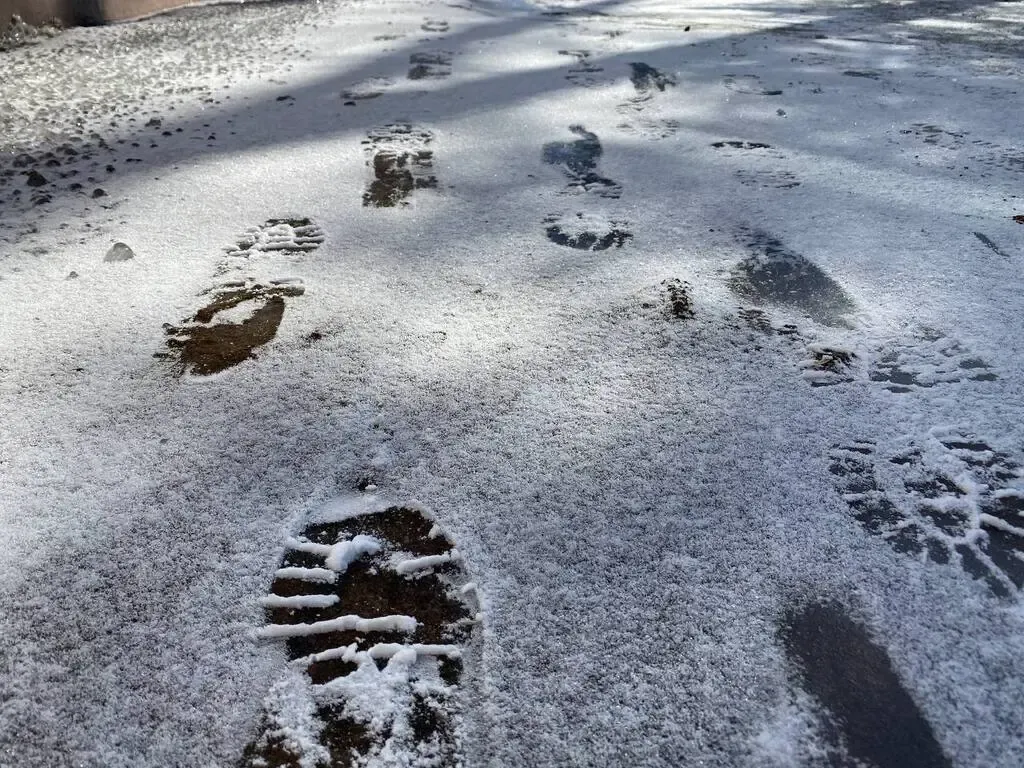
[0,0,199,30]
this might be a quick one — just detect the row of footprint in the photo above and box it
[156,212,1021,766]
[242,492,973,768]
[118,20,1022,766]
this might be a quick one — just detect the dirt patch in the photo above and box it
[408,51,451,80]
[729,231,855,327]
[240,705,373,768]
[160,282,304,375]
[780,600,952,768]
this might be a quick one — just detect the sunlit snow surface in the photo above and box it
[1,0,1023,765]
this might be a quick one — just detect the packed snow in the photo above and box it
[1,0,1023,765]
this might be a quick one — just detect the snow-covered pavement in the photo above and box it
[1,0,1023,765]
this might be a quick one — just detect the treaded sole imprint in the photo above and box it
[241,499,478,768]
[829,430,1024,598]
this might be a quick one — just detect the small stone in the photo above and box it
[104,242,135,262]
[92,188,107,198]
[66,271,79,279]
[25,170,47,187]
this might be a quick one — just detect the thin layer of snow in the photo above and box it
[0,0,1023,765]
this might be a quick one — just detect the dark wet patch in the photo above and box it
[103,242,135,262]
[662,278,695,319]
[829,434,1024,598]
[544,213,632,251]
[421,19,449,33]
[240,705,372,768]
[737,307,799,337]
[735,169,800,189]
[362,124,438,207]
[843,70,883,79]
[729,231,855,327]
[408,51,452,80]
[973,231,1011,258]
[542,125,621,199]
[723,74,782,96]
[828,442,905,535]
[899,123,964,149]
[245,506,473,767]
[779,601,952,768]
[629,62,676,93]
[160,283,304,376]
[711,140,771,150]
